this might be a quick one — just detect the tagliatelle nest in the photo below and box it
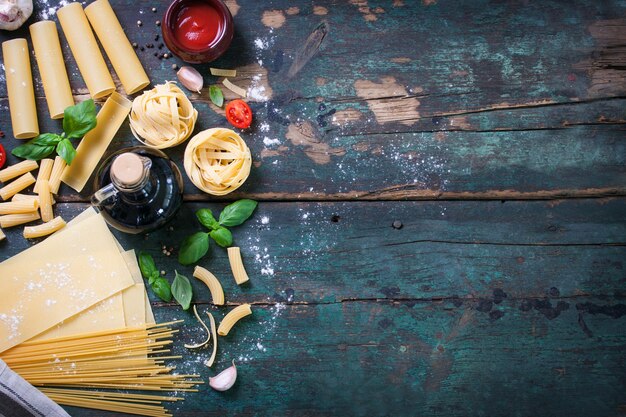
[129,82,198,149]
[183,128,252,196]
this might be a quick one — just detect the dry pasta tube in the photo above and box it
[33,158,53,193]
[23,216,66,238]
[0,211,40,228]
[184,305,210,349]
[184,128,251,196]
[48,156,66,194]
[193,266,225,305]
[0,160,38,183]
[227,247,249,285]
[2,38,39,139]
[217,304,252,336]
[0,199,39,215]
[0,227,5,241]
[12,193,56,206]
[129,82,198,149]
[38,180,53,222]
[0,172,36,200]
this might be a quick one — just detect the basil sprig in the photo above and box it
[12,99,97,165]
[138,251,172,302]
[178,199,257,265]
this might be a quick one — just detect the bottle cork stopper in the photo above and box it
[111,153,144,187]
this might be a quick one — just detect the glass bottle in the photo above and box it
[91,147,184,234]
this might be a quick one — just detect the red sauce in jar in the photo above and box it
[173,2,223,51]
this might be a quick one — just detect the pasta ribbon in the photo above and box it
[184,128,252,196]
[193,266,225,305]
[206,312,217,367]
[217,304,252,336]
[184,305,210,349]
[210,68,236,77]
[129,82,198,149]
[227,247,250,285]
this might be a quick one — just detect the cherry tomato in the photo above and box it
[0,144,5,169]
[225,99,252,129]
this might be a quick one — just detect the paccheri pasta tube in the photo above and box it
[57,2,115,99]
[29,21,74,119]
[2,38,39,139]
[184,128,251,196]
[61,93,132,192]
[84,0,149,95]
[129,82,198,149]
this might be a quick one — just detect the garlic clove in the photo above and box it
[209,360,237,391]
[0,0,33,31]
[176,66,203,93]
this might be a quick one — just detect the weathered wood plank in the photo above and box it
[2,200,624,305]
[0,97,625,200]
[62,299,626,417]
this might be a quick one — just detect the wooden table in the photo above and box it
[1,1,626,416]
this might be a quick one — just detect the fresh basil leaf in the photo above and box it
[209,226,233,248]
[178,232,210,265]
[209,85,224,107]
[151,277,172,302]
[172,270,193,310]
[196,208,219,230]
[218,199,258,227]
[56,138,77,165]
[11,143,55,161]
[138,251,158,279]
[32,133,63,146]
[148,271,159,286]
[63,99,97,139]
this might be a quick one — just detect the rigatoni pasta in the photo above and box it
[0,199,39,215]
[0,160,38,183]
[0,211,40,228]
[227,247,250,285]
[12,193,55,206]
[193,266,225,305]
[217,304,252,336]
[48,156,66,194]
[33,158,53,193]
[38,180,53,222]
[23,216,66,238]
[0,227,5,241]
[0,172,36,200]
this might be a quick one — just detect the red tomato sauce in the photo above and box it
[173,2,223,50]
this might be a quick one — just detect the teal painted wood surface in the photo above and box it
[0,0,625,416]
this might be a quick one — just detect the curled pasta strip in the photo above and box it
[184,128,252,196]
[129,82,198,149]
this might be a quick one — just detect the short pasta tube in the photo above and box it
[38,180,53,222]
[0,227,5,241]
[23,216,66,238]
[0,173,36,200]
[193,266,225,305]
[0,212,40,228]
[227,247,250,285]
[33,158,54,193]
[217,303,252,336]
[12,193,55,206]
[48,156,66,194]
[0,199,39,215]
[0,160,38,183]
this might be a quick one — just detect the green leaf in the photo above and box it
[218,199,258,227]
[178,232,210,265]
[151,277,172,302]
[63,99,97,139]
[172,270,193,310]
[148,271,159,286]
[209,85,224,107]
[11,143,55,161]
[196,208,219,230]
[210,227,233,248]
[138,251,158,279]
[32,133,63,146]
[56,138,77,165]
